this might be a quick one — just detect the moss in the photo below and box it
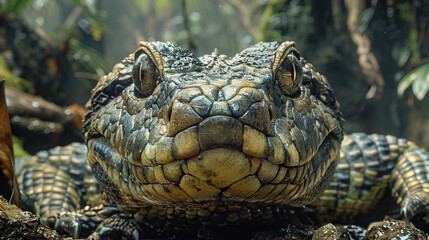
[12,136,29,158]
[0,55,33,92]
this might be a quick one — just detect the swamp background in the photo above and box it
[0,0,428,156]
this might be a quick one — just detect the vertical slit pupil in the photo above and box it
[132,50,159,98]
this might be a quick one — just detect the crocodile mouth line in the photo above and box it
[86,130,339,166]
[86,119,339,169]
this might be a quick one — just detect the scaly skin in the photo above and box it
[313,133,429,225]
[16,41,429,239]
[82,41,343,207]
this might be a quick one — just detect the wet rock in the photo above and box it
[251,224,316,240]
[250,223,367,240]
[312,223,339,240]
[365,219,427,240]
[335,224,367,240]
[0,196,62,239]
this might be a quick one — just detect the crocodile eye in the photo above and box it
[275,51,303,97]
[132,49,160,98]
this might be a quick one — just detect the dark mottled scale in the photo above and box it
[391,148,429,208]
[18,143,101,219]
[313,133,429,225]
[292,108,305,130]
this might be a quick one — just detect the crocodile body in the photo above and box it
[17,41,429,239]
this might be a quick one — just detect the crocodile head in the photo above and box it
[83,41,343,208]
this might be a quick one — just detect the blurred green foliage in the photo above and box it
[0,0,34,16]
[0,55,33,92]
[71,0,107,41]
[12,136,29,158]
[258,0,288,41]
[389,1,429,100]
[260,0,313,42]
[0,0,111,103]
[398,63,429,100]
[0,0,35,91]
[69,38,110,78]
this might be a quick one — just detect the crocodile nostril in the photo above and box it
[268,105,274,121]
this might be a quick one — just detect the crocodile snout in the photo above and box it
[167,86,274,138]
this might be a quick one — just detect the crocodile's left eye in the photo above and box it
[275,51,303,97]
[132,49,160,98]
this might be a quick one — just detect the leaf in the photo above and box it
[69,39,111,78]
[1,0,34,15]
[358,7,374,32]
[70,0,108,41]
[70,0,98,21]
[12,136,28,158]
[89,18,103,41]
[412,64,429,100]
[392,42,411,67]
[398,63,429,100]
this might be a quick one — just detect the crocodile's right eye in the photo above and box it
[274,51,303,98]
[132,49,160,98]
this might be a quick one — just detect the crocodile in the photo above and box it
[16,41,429,239]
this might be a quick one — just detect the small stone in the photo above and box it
[312,223,339,240]
[365,219,426,240]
